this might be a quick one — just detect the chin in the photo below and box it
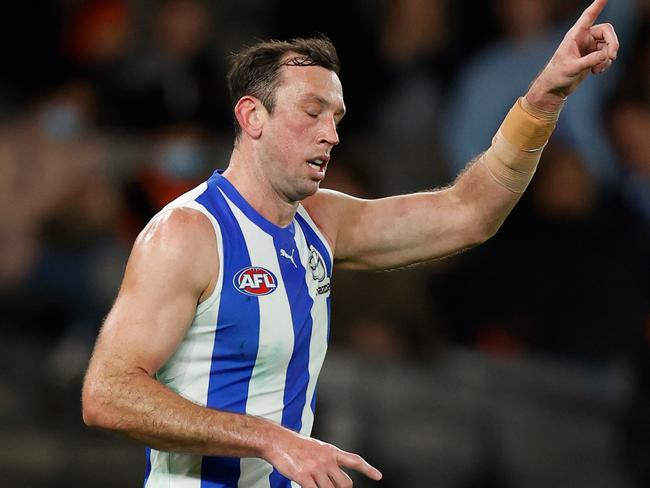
[293,181,321,201]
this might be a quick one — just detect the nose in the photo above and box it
[319,117,339,147]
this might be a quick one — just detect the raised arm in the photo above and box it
[81,207,381,487]
[306,0,619,271]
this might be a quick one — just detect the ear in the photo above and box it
[234,96,267,140]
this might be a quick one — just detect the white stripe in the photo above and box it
[220,190,295,488]
[146,452,205,488]
[148,195,224,488]
[293,224,329,437]
[296,205,333,265]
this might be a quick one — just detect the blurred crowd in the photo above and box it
[1,0,649,487]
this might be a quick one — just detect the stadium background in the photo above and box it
[0,0,649,486]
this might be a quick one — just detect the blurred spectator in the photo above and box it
[382,0,448,65]
[128,0,230,130]
[0,80,124,386]
[120,124,217,240]
[66,0,230,132]
[365,0,451,194]
[65,0,132,68]
[608,99,650,225]
[0,81,107,289]
[606,22,650,229]
[63,0,136,127]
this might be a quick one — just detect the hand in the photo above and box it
[266,429,382,487]
[527,0,619,111]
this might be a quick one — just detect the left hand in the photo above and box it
[527,0,619,110]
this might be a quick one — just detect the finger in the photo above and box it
[314,472,335,488]
[299,478,318,488]
[574,0,608,30]
[592,59,613,75]
[572,48,608,73]
[329,469,353,488]
[336,451,382,481]
[591,42,611,73]
[590,23,619,59]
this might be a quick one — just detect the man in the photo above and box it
[82,1,619,487]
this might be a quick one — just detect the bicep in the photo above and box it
[334,190,480,270]
[325,159,520,270]
[90,209,217,377]
[306,184,488,271]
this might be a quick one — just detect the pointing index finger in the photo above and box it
[575,0,608,29]
[337,451,383,480]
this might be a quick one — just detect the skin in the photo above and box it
[82,1,618,487]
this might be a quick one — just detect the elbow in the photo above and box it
[447,189,505,250]
[479,220,503,242]
[81,377,112,429]
[81,382,101,428]
[467,202,508,245]
[462,218,502,249]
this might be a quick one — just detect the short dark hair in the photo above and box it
[227,35,340,139]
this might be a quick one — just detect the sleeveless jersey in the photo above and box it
[144,171,333,488]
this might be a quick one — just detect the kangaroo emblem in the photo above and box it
[308,246,327,282]
[280,248,297,268]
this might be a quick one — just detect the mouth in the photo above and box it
[307,156,329,172]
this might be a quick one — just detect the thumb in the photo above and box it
[572,49,608,73]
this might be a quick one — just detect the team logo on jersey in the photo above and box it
[308,245,331,296]
[308,245,327,282]
[234,267,278,296]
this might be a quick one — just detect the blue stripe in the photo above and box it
[294,213,333,417]
[196,181,261,488]
[143,448,151,487]
[211,170,293,237]
[269,231,315,488]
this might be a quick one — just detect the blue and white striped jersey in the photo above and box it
[144,170,333,488]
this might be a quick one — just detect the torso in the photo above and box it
[144,171,333,488]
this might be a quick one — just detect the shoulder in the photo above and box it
[128,207,218,294]
[301,189,366,255]
[138,207,216,255]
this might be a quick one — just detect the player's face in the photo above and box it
[260,64,345,201]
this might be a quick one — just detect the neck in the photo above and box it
[223,145,299,228]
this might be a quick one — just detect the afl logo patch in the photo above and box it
[234,267,278,296]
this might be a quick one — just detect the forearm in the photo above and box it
[82,364,383,485]
[82,364,281,459]
[450,93,561,232]
[450,154,523,239]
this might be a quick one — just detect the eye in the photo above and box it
[306,111,319,118]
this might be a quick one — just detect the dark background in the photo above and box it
[1,0,649,486]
